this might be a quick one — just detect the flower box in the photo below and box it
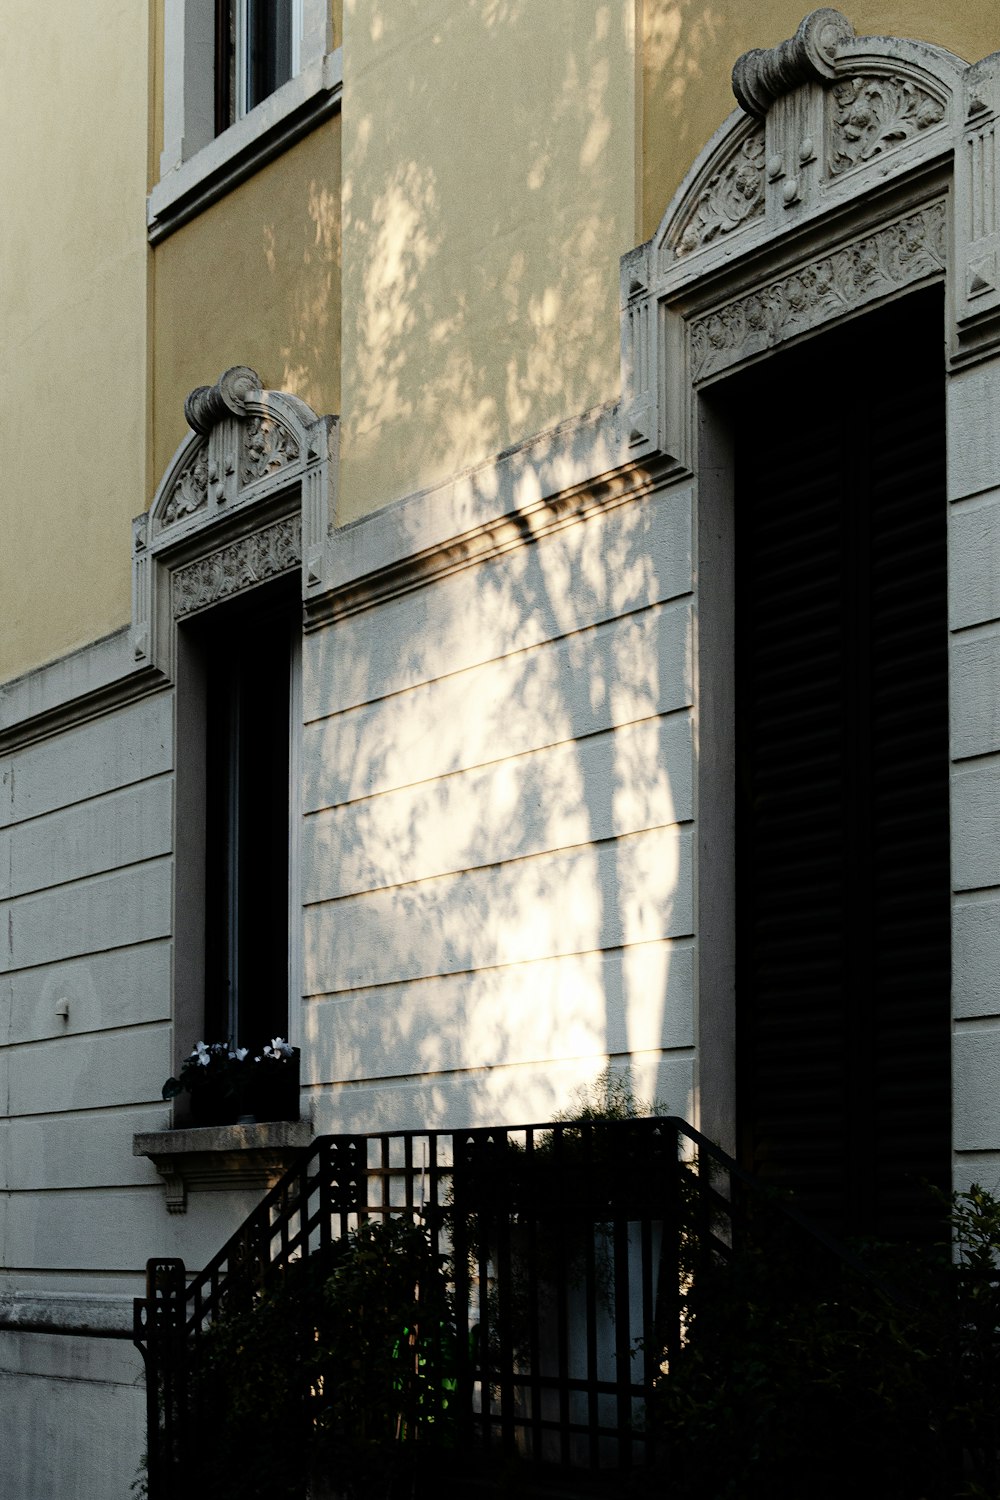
[165,1040,301,1128]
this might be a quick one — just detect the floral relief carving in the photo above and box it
[171,515,302,618]
[240,416,300,487]
[675,131,766,257]
[162,446,209,525]
[690,202,946,380]
[829,77,945,176]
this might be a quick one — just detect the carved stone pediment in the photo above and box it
[671,126,766,260]
[148,367,324,545]
[653,11,960,284]
[620,10,999,469]
[132,367,338,676]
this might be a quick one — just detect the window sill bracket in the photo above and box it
[134,1120,313,1213]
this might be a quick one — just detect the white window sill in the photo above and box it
[148,47,342,245]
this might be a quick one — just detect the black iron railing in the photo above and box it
[133,1116,846,1498]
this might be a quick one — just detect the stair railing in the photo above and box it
[133,1116,858,1498]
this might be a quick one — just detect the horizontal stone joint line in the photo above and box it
[302,593,693,726]
[301,934,696,1003]
[302,706,693,818]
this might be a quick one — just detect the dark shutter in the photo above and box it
[733,288,950,1243]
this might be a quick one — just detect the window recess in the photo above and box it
[200,587,296,1052]
[130,365,337,1118]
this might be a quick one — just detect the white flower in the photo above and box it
[193,1041,211,1067]
[235,1047,249,1061]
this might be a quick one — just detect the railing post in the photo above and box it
[134,1257,187,1500]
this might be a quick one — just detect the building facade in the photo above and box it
[4,3,1000,1494]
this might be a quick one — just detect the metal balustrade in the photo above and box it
[133,1116,844,1499]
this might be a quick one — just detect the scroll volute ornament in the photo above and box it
[732,8,855,118]
[184,365,261,435]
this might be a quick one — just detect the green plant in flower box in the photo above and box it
[162,1037,299,1125]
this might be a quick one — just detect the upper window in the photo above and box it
[214,0,299,135]
[151,0,341,243]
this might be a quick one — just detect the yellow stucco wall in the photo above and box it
[7,2,1000,685]
[641,1,1000,240]
[0,0,149,685]
[337,0,639,524]
[151,121,342,484]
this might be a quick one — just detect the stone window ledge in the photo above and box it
[134,1121,313,1214]
[148,48,343,245]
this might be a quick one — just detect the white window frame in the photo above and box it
[233,0,303,122]
[151,0,341,244]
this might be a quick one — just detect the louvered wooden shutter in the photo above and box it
[733,288,950,1243]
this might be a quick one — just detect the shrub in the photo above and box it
[653,1183,1000,1500]
[185,1217,457,1500]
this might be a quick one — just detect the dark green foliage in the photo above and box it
[186,1217,457,1500]
[313,1216,458,1496]
[653,1182,1000,1500]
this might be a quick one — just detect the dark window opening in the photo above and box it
[730,288,951,1244]
[215,0,295,136]
[196,584,296,1053]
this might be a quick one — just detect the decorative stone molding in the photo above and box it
[132,368,338,677]
[732,8,854,119]
[162,444,209,525]
[241,414,301,487]
[690,201,947,382]
[172,514,303,618]
[828,76,946,175]
[674,128,766,258]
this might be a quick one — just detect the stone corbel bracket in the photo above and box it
[620,241,658,457]
[132,367,339,677]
